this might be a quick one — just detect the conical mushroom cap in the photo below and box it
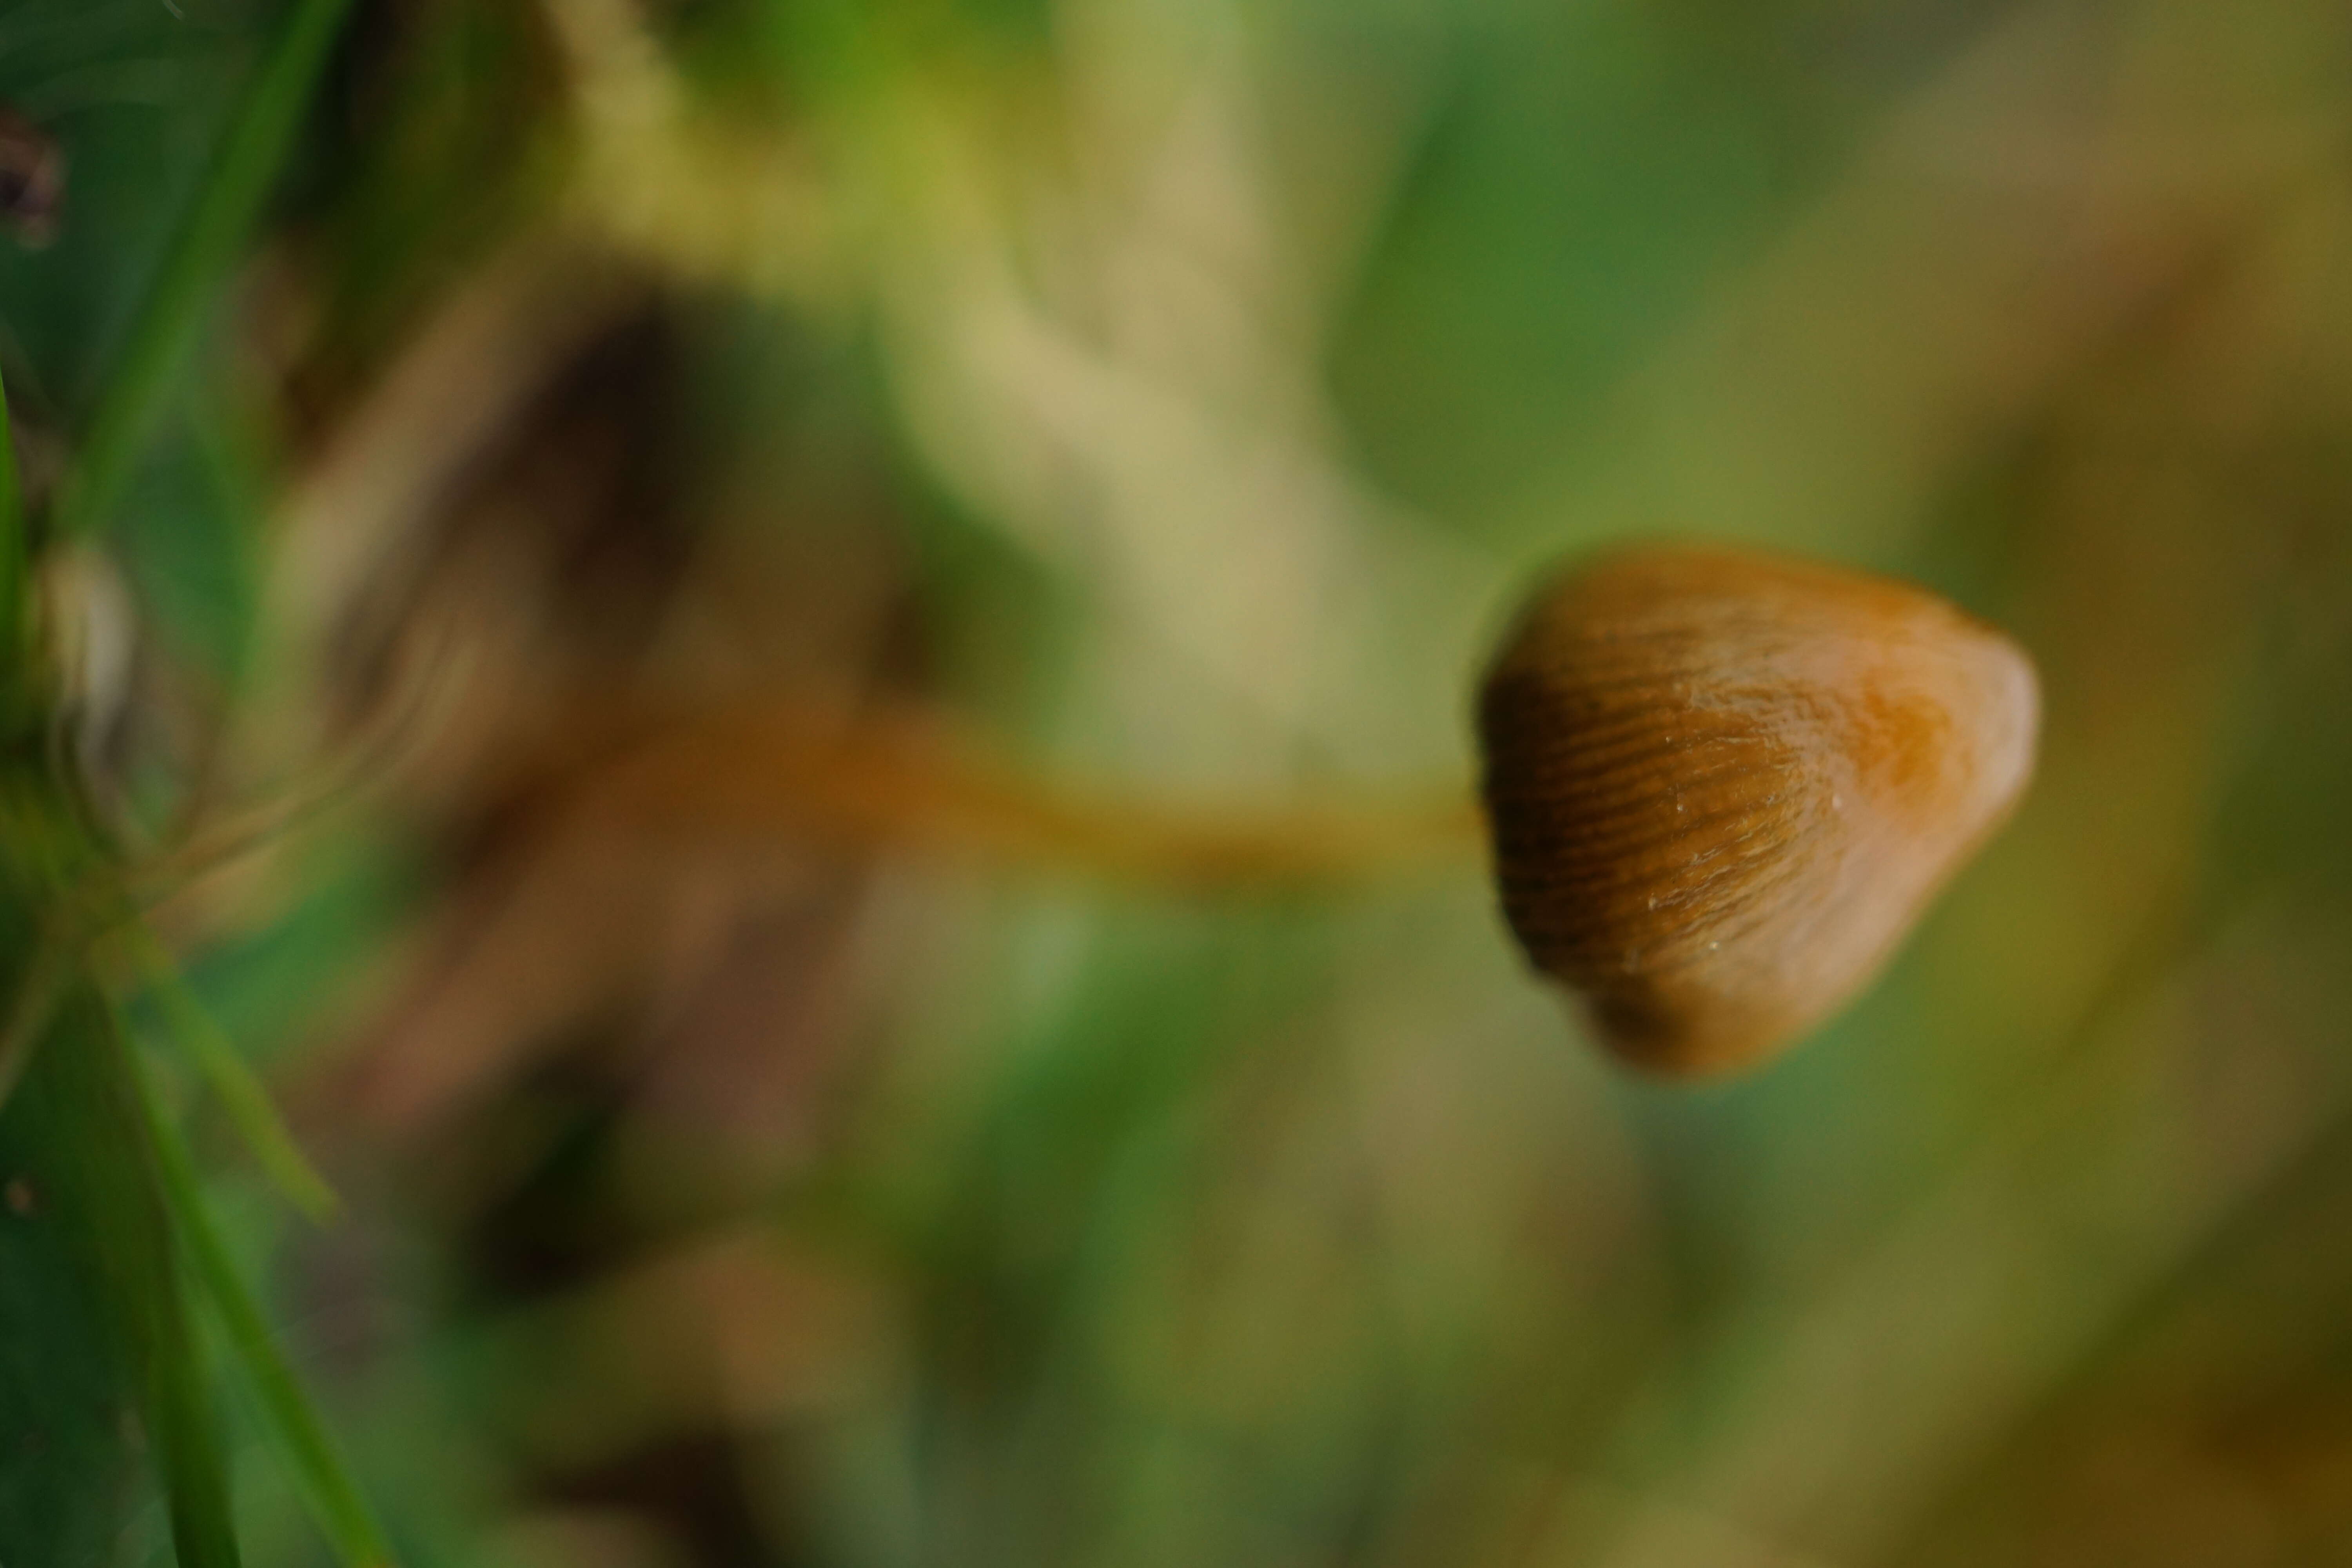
[1477,544,2038,1075]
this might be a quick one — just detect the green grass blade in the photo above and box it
[1,955,151,1564]
[52,0,359,543]
[137,1038,398,1568]
[51,986,244,1568]
[124,923,339,1222]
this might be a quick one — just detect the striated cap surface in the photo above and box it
[1477,544,2039,1075]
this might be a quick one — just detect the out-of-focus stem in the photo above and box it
[544,701,1487,892]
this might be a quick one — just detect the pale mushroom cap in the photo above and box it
[1477,544,2040,1075]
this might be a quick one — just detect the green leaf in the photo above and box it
[53,0,360,543]
[0,0,248,422]
[6,981,242,1568]
[139,1046,397,1568]
[111,405,265,695]
[0,909,65,1115]
[0,991,142,1566]
[124,922,338,1224]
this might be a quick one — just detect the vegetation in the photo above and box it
[2,0,2351,1564]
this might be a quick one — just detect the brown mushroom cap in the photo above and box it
[1477,543,2038,1075]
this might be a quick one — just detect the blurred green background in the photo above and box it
[4,0,2352,1564]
